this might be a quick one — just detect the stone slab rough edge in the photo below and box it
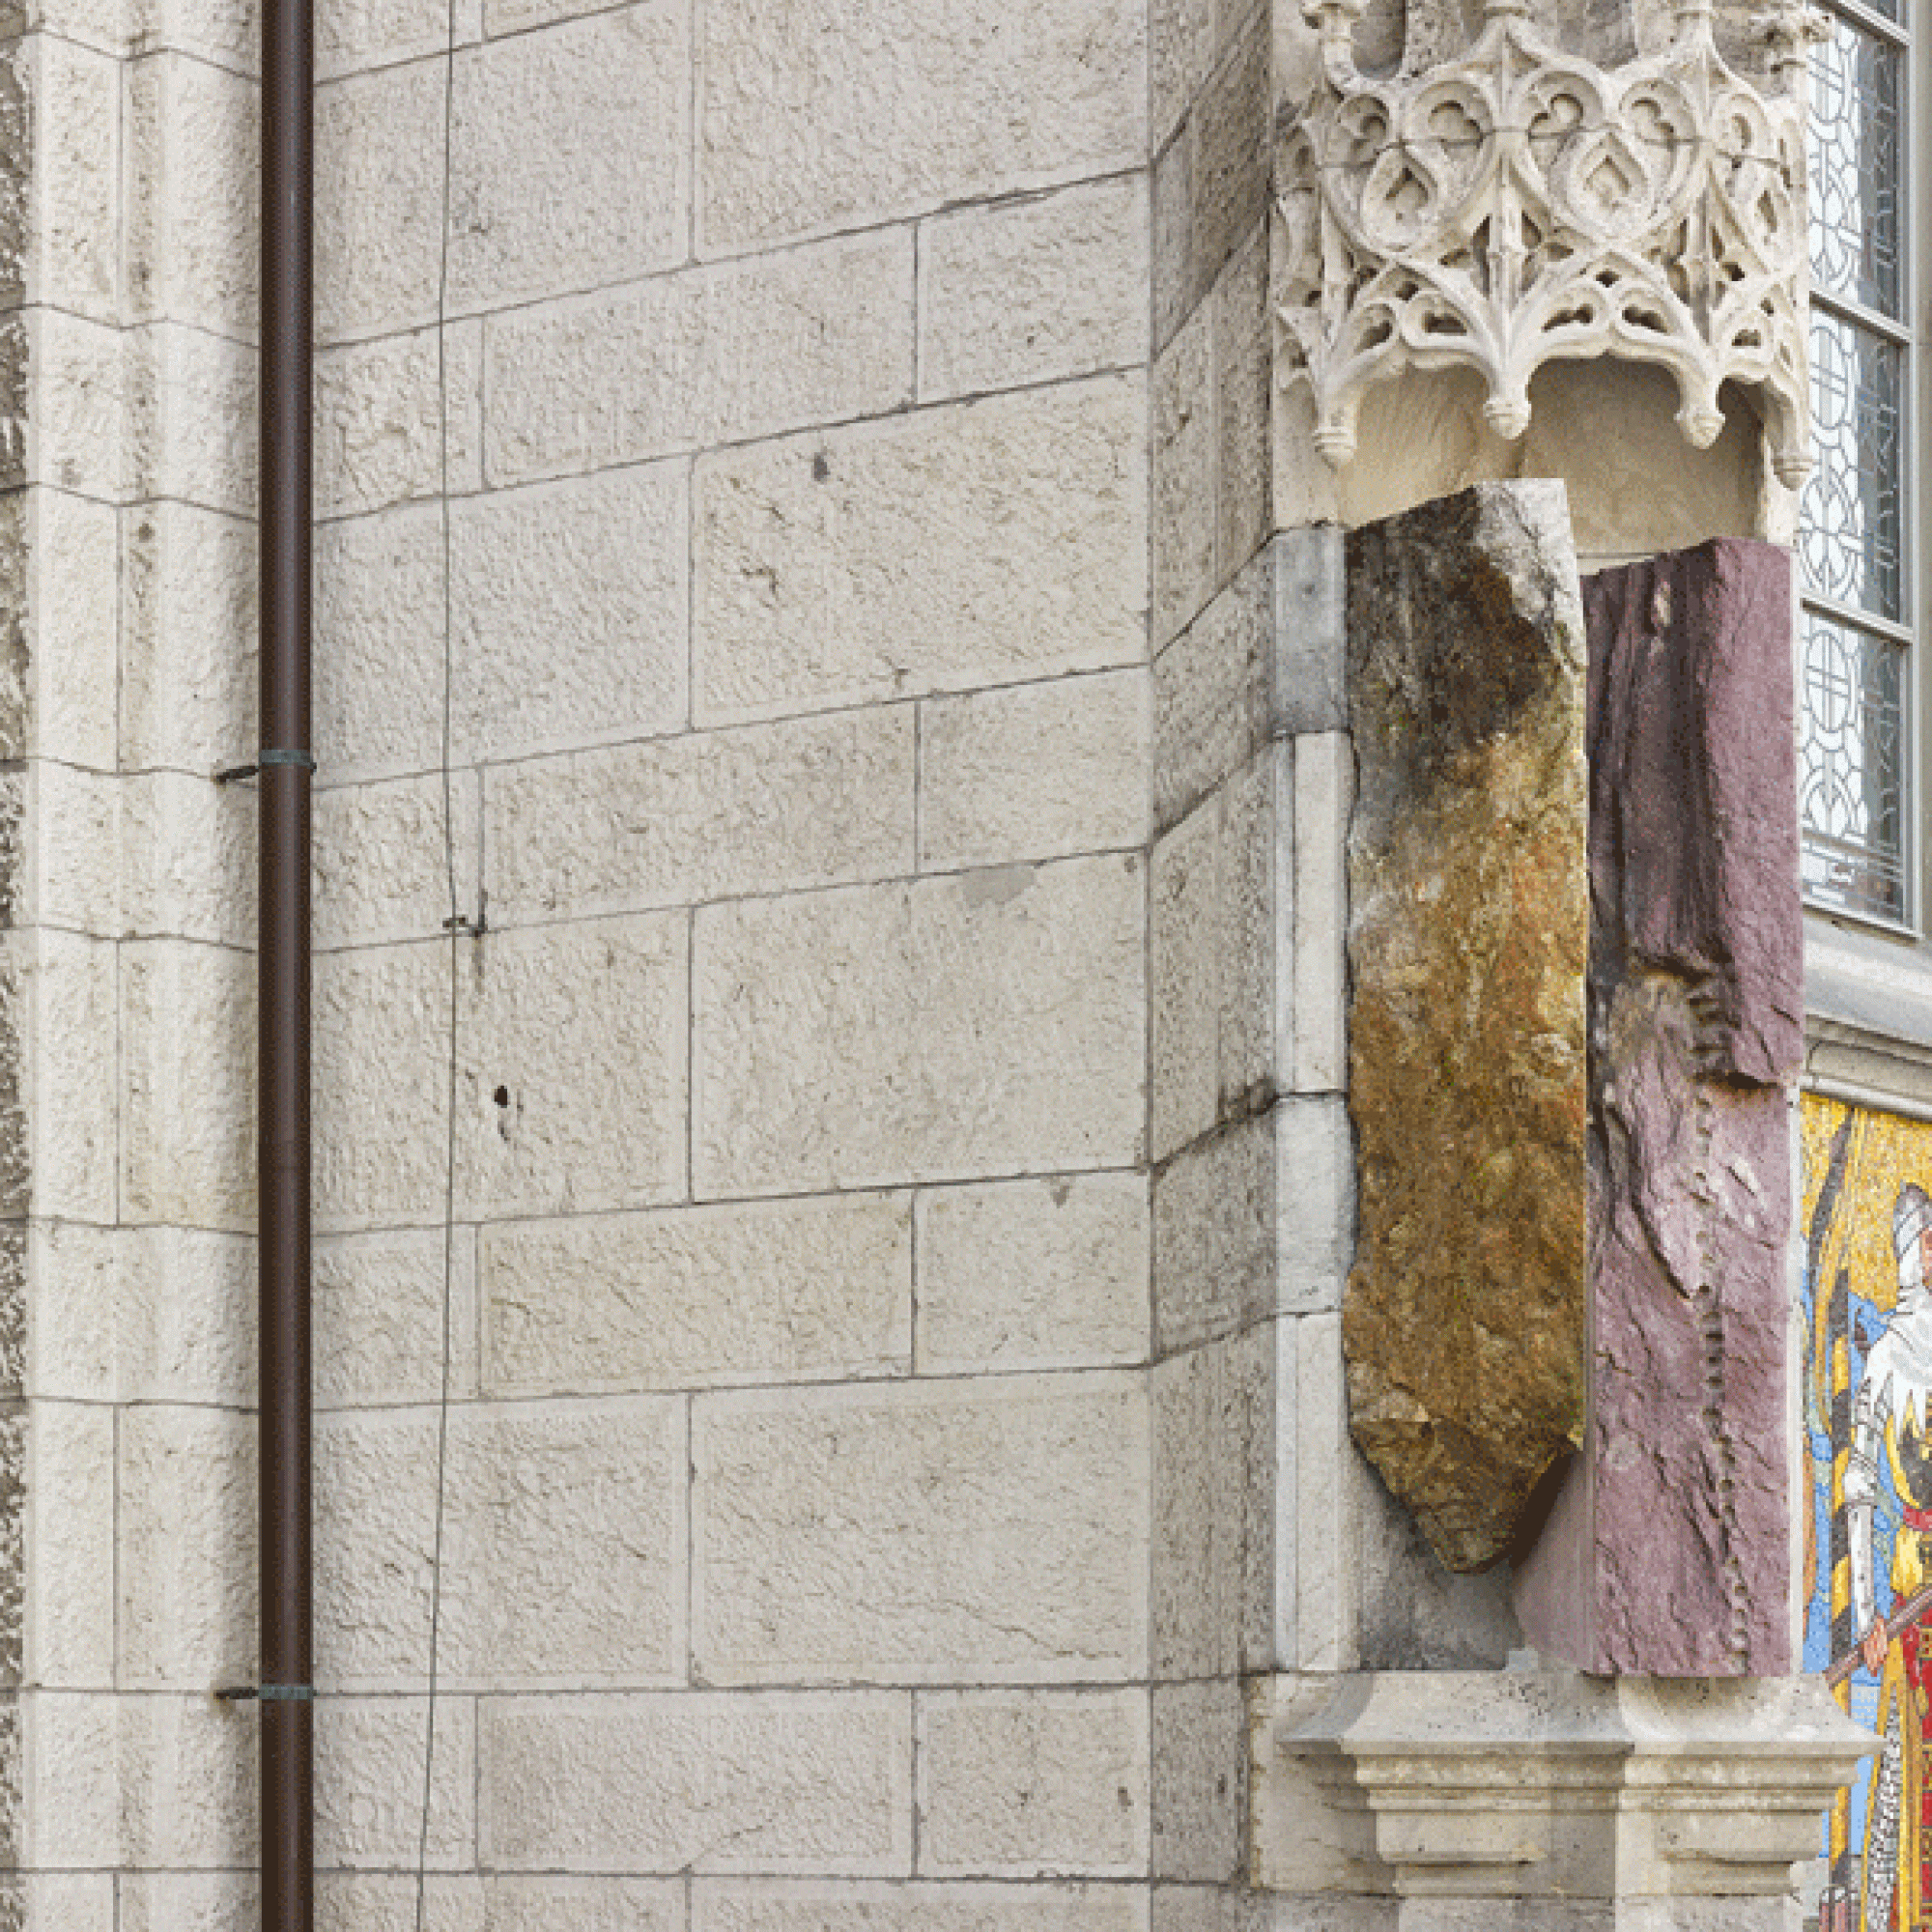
[1516,538,1801,1675]
[1342,479,1590,1575]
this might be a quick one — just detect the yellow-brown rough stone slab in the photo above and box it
[1343,481,1589,1573]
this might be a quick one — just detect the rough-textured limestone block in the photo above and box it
[30,1406,112,1689]
[118,1873,257,1932]
[114,1226,255,1405]
[1151,13,1265,353]
[33,311,124,502]
[1516,541,1800,1677]
[486,710,911,927]
[1344,481,1589,1574]
[917,1690,1151,1878]
[1151,1320,1283,1680]
[316,320,480,518]
[696,0,1143,250]
[26,762,111,933]
[121,501,256,776]
[451,462,688,759]
[919,672,1148,873]
[37,37,120,324]
[320,0,475,78]
[29,490,117,771]
[27,1224,116,1404]
[317,1874,683,1932]
[693,1374,1147,1685]
[1152,556,1271,837]
[314,504,438,779]
[316,1225,474,1409]
[1150,1678,1245,1882]
[1151,749,1288,1160]
[117,1405,254,1689]
[314,938,446,1230]
[317,1401,687,1687]
[120,768,256,946]
[1151,303,1212,648]
[481,1193,911,1398]
[479,1692,913,1874]
[484,233,912,488]
[1151,798,1221,1159]
[126,53,254,336]
[695,378,1146,725]
[120,939,254,1233]
[127,322,255,515]
[30,1693,253,1867]
[131,0,255,71]
[919,177,1150,403]
[315,58,446,345]
[915,1173,1148,1373]
[1149,1112,1259,1350]
[693,1881,1151,1932]
[693,860,1143,1196]
[316,1696,474,1869]
[456,913,688,1219]
[313,1407,440,1684]
[21,1876,115,1932]
[1212,228,1268,587]
[449,4,688,312]
[313,772,471,950]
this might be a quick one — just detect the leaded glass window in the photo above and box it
[1802,0,1917,922]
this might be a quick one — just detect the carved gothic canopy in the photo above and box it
[1274,0,1824,477]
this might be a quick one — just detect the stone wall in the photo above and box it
[5,0,1174,1918]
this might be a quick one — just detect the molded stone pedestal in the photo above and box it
[1254,1668,1873,1905]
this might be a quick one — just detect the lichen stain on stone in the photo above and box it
[1344,482,1590,1575]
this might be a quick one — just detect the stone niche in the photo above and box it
[1343,479,1803,1675]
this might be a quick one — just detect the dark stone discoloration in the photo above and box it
[1518,539,1799,1675]
[1343,481,1590,1574]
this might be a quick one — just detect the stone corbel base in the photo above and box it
[1252,1670,1872,1903]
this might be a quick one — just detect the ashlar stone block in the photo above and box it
[317,320,480,518]
[694,1882,1150,1932]
[916,1689,1151,1878]
[448,2,690,314]
[694,1374,1148,1685]
[116,1404,255,1690]
[915,1172,1149,1374]
[485,708,913,927]
[455,912,688,1220]
[695,378,1146,726]
[479,1691,913,1874]
[450,462,689,760]
[693,859,1143,1197]
[126,52,255,337]
[480,1193,911,1398]
[697,0,1144,250]
[919,175,1151,403]
[484,233,912,488]
[1343,481,1589,1574]
[919,669,1149,873]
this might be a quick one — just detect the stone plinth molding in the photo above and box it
[1274,0,1820,477]
[1254,1669,1874,1900]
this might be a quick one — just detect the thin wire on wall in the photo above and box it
[417,0,464,1911]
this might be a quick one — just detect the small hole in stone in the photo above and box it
[494,1086,510,1108]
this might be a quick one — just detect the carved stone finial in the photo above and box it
[1274,1,1811,480]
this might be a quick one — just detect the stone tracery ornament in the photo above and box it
[1275,0,1828,479]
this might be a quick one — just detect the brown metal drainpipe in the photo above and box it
[259,0,315,1899]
